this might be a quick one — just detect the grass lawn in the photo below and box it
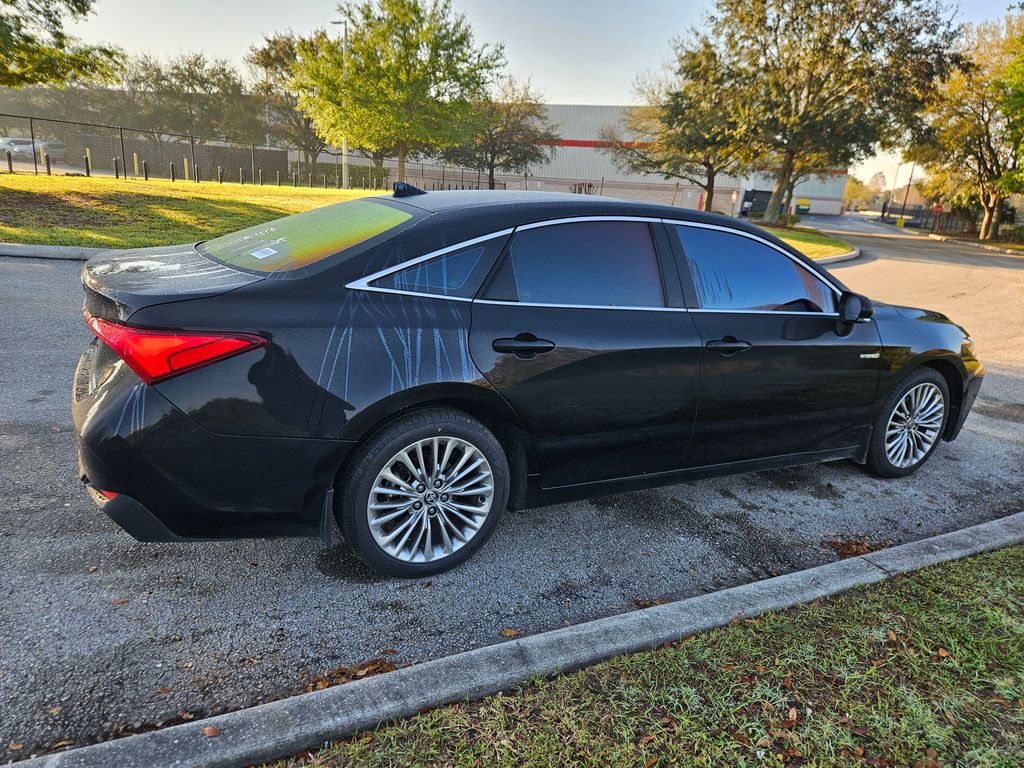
[275,546,1023,768]
[1,174,852,259]
[761,224,853,259]
[0,174,380,249]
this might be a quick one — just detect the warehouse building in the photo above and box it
[506,104,847,215]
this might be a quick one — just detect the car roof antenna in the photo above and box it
[393,182,427,197]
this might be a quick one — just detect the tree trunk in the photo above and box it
[980,192,1002,240]
[396,143,407,183]
[702,169,716,212]
[784,182,796,218]
[764,150,795,225]
[488,166,496,190]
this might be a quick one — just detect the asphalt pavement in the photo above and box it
[2,217,1022,759]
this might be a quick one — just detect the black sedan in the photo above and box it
[73,188,984,576]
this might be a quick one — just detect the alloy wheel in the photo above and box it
[366,436,494,563]
[884,382,944,469]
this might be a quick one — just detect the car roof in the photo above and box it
[387,189,781,243]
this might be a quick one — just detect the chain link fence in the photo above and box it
[0,113,507,191]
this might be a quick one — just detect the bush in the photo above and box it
[999,225,1024,243]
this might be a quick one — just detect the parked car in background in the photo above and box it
[0,137,35,158]
[72,188,984,576]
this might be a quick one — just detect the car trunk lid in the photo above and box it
[82,243,264,322]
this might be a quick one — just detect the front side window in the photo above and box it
[674,226,835,313]
[483,221,665,307]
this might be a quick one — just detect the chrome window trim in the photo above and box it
[345,214,843,318]
[663,218,844,299]
[473,299,689,312]
[345,228,514,299]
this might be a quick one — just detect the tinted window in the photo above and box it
[198,199,414,274]
[371,237,504,298]
[675,226,835,312]
[484,221,664,307]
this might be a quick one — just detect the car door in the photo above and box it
[469,218,702,488]
[669,222,882,467]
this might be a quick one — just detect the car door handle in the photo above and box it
[492,334,556,358]
[706,338,752,355]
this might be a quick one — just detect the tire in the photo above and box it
[336,407,509,577]
[864,367,950,478]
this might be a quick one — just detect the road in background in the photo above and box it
[2,221,1022,757]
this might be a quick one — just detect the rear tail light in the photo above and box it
[85,313,266,385]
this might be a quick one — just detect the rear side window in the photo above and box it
[198,198,414,274]
[370,235,508,299]
[483,221,664,307]
[674,226,836,313]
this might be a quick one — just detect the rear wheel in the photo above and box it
[864,368,949,478]
[337,407,509,577]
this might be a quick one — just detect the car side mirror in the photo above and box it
[838,291,873,324]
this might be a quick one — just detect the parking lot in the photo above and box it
[1,215,1022,758]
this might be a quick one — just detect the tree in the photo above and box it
[844,174,874,210]
[698,0,957,224]
[247,32,327,173]
[1,0,120,88]
[295,0,504,181]
[440,78,559,189]
[868,171,887,197]
[600,40,748,212]
[908,16,1024,239]
[107,54,263,141]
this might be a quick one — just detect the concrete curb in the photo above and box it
[927,233,1024,257]
[813,246,860,265]
[15,511,1024,768]
[0,242,107,261]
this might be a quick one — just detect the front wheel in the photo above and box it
[864,368,949,478]
[336,407,509,577]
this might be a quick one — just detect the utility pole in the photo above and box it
[899,164,916,219]
[331,18,350,189]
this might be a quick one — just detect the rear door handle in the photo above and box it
[492,334,556,358]
[706,338,752,355]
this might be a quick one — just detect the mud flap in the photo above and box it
[319,486,335,546]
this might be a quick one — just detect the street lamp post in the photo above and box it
[331,18,350,189]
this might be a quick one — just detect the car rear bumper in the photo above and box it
[73,356,355,541]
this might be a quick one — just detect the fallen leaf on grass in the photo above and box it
[638,734,657,744]
[645,759,658,768]
[7,743,22,751]
[886,629,898,641]
[111,599,129,605]
[500,628,520,638]
[937,647,950,658]
[200,726,220,738]
[757,736,772,747]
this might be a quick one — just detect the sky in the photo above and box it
[68,0,1016,185]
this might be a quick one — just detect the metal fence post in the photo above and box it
[195,164,201,183]
[259,169,264,186]
[169,162,175,182]
[113,157,120,179]
[276,170,280,186]
[44,154,51,175]
[118,127,127,180]
[142,160,148,180]
[217,166,223,184]
[250,144,256,185]
[29,117,38,175]
[239,167,244,185]
[6,150,13,174]
[84,153,90,177]
[308,172,312,187]
[189,136,197,183]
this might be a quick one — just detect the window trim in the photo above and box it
[669,220,843,316]
[345,229,514,302]
[345,215,845,318]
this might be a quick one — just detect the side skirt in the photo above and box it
[524,445,865,508]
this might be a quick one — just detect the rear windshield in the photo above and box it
[197,198,415,274]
